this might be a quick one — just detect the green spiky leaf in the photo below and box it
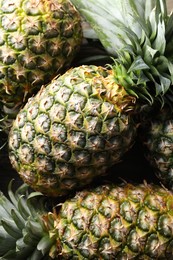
[72,0,173,105]
[71,0,156,55]
[128,56,150,72]
[1,219,21,239]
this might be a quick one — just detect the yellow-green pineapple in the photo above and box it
[0,0,82,129]
[1,181,173,259]
[139,105,173,190]
[8,65,136,197]
[8,0,173,196]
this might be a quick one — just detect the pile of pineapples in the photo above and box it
[1,0,173,259]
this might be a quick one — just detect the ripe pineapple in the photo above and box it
[8,65,137,197]
[8,0,173,197]
[138,105,173,190]
[0,0,82,129]
[1,181,173,259]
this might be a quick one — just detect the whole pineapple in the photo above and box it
[1,181,173,259]
[0,0,82,129]
[8,65,136,197]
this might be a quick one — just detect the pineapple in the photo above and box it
[138,105,173,190]
[8,0,173,197]
[8,65,137,197]
[0,0,82,129]
[1,180,173,259]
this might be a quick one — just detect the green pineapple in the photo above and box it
[1,180,173,259]
[0,0,82,129]
[8,65,136,197]
[138,105,173,190]
[8,0,173,197]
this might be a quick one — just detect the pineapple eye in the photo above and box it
[21,122,35,142]
[34,113,50,133]
[39,96,54,111]
[0,47,16,65]
[23,0,45,16]
[33,134,51,154]
[1,0,17,13]
[52,143,71,162]
[27,37,46,54]
[1,14,19,31]
[18,143,34,164]
[7,32,26,51]
[49,122,67,143]
[9,130,21,149]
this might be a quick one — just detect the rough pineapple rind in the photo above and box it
[139,105,173,190]
[54,182,173,259]
[8,65,136,197]
[1,181,173,259]
[0,0,82,121]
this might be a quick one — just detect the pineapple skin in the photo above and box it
[139,105,173,190]
[0,0,82,122]
[1,182,173,259]
[8,65,137,197]
[54,182,173,259]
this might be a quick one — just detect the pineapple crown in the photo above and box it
[71,0,173,106]
[0,181,57,260]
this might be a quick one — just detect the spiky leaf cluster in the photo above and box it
[0,181,56,260]
[71,0,173,105]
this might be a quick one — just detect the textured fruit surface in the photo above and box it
[54,182,173,259]
[8,65,136,197]
[139,105,173,190]
[0,0,82,120]
[1,181,173,259]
